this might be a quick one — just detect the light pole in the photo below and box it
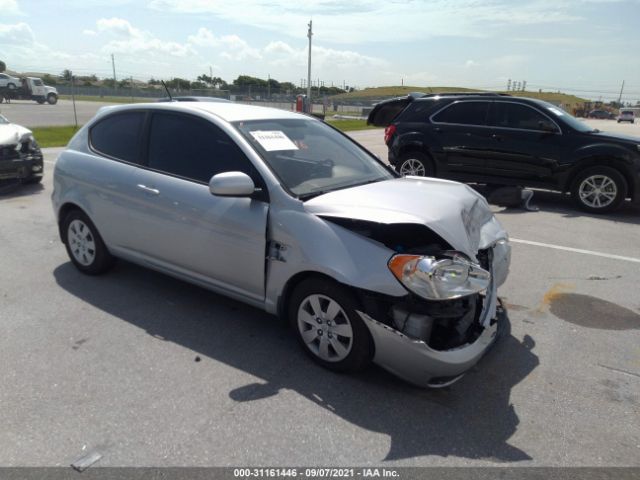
[307,20,312,112]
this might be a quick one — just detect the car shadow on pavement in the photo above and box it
[479,188,640,225]
[0,181,44,199]
[54,260,539,463]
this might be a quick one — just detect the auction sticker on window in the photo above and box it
[250,130,299,151]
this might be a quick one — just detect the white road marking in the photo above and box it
[511,238,640,264]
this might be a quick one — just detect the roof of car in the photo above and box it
[97,101,308,123]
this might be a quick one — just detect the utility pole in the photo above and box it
[111,53,117,91]
[268,73,270,100]
[307,19,312,112]
[617,80,625,105]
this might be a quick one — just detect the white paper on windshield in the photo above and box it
[249,130,299,151]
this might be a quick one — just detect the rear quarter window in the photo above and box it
[89,111,145,163]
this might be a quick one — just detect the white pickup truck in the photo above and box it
[0,76,58,105]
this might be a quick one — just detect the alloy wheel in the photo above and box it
[399,158,426,176]
[67,219,96,266]
[578,174,618,209]
[296,294,353,362]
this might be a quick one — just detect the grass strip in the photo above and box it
[31,125,80,147]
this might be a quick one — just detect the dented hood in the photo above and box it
[0,123,31,146]
[305,177,503,258]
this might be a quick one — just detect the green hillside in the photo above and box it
[331,86,588,111]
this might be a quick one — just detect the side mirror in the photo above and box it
[209,171,255,197]
[538,120,558,133]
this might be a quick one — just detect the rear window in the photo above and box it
[89,111,145,163]
[621,111,634,115]
[431,101,489,126]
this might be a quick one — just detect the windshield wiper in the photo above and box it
[297,178,385,201]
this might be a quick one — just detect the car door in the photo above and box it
[482,101,565,182]
[83,110,147,251]
[127,111,269,301]
[429,100,492,178]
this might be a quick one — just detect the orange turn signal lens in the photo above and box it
[388,254,422,281]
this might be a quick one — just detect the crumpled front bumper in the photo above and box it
[0,150,43,182]
[359,241,509,388]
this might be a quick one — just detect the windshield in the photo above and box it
[234,118,394,199]
[0,115,8,125]
[542,102,593,132]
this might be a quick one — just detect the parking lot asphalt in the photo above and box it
[1,130,639,468]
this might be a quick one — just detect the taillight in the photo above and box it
[384,125,397,145]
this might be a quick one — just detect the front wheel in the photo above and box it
[47,93,58,105]
[571,166,627,213]
[289,277,373,373]
[62,210,115,274]
[7,83,16,90]
[396,151,434,177]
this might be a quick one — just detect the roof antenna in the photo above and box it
[161,80,173,101]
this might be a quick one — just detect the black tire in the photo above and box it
[289,277,373,373]
[37,99,45,104]
[395,151,434,177]
[47,93,58,105]
[570,166,627,213]
[62,209,115,275]
[7,83,16,90]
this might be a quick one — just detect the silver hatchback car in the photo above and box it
[52,102,511,387]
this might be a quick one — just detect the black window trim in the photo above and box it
[88,109,149,165]
[142,110,270,201]
[428,99,563,134]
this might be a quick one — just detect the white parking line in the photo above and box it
[511,238,640,264]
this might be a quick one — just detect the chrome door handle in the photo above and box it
[136,184,160,195]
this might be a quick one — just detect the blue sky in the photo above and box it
[1,0,639,101]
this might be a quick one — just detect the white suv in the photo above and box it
[618,110,635,124]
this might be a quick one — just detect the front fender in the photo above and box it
[264,208,407,314]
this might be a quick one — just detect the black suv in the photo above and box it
[368,93,640,213]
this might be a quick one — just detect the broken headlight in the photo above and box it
[388,253,490,301]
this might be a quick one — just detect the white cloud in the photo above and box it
[83,29,97,36]
[97,17,144,39]
[93,17,195,57]
[465,60,479,68]
[0,22,35,44]
[0,0,20,15]
[147,0,585,43]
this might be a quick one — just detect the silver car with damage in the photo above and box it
[52,102,511,387]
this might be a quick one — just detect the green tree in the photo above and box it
[0,61,6,73]
[61,69,73,81]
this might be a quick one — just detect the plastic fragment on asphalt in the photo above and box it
[71,450,102,472]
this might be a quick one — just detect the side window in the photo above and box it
[0,74,7,79]
[431,101,489,125]
[147,112,262,185]
[90,112,145,163]
[489,103,552,131]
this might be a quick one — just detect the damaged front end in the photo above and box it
[0,131,44,187]
[321,215,510,388]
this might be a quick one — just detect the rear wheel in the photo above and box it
[62,210,115,274]
[571,166,627,213]
[396,151,434,177]
[289,277,373,373]
[7,83,16,90]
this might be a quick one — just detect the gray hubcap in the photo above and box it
[578,175,617,208]
[399,158,426,176]
[297,294,353,362]
[68,219,96,266]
